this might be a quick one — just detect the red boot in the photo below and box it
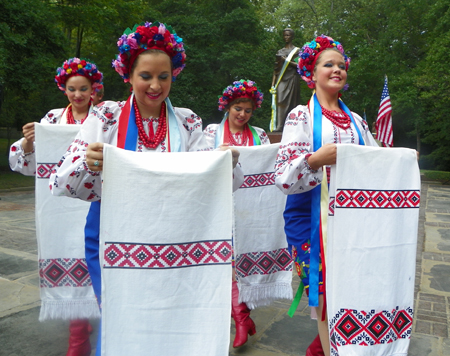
[231,281,256,348]
[305,334,325,356]
[66,319,92,356]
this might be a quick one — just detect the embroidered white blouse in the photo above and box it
[203,123,270,148]
[50,100,242,201]
[9,108,76,176]
[275,105,379,195]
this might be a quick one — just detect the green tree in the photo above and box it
[0,0,66,156]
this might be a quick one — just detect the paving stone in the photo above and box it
[0,228,38,253]
[419,301,432,311]
[429,264,450,293]
[256,313,316,355]
[0,278,40,317]
[416,312,447,324]
[432,323,448,338]
[0,252,37,278]
[0,306,99,356]
[433,303,447,313]
[423,252,443,261]
[437,228,450,252]
[408,334,433,356]
[419,293,446,303]
[415,320,431,334]
[428,200,450,210]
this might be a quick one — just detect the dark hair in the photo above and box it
[226,97,254,111]
[130,49,173,76]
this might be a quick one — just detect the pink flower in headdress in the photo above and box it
[158,23,166,35]
[73,58,81,64]
[127,37,139,49]
[336,44,344,53]
[172,67,182,78]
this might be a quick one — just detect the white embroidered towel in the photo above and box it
[100,145,233,356]
[327,144,420,356]
[234,144,292,309]
[35,123,99,320]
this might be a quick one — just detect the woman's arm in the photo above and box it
[274,106,326,195]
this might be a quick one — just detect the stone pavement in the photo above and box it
[0,182,449,356]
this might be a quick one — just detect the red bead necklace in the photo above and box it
[66,105,89,124]
[133,99,167,149]
[321,106,351,130]
[227,130,249,146]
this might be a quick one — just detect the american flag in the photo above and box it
[375,76,393,147]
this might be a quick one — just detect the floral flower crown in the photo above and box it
[218,79,263,111]
[297,35,350,89]
[55,57,103,92]
[112,21,186,83]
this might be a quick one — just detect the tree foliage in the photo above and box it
[1,0,450,169]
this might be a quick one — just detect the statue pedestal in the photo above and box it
[268,132,283,144]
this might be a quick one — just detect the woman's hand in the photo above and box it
[21,122,36,153]
[86,142,104,171]
[219,144,240,169]
[307,143,337,170]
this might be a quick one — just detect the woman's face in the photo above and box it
[312,50,347,94]
[65,76,93,111]
[227,101,253,131]
[130,52,172,118]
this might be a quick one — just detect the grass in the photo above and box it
[0,138,35,190]
[0,171,34,190]
[421,170,450,184]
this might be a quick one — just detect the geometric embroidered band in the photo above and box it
[335,189,420,209]
[104,240,232,269]
[39,258,92,288]
[330,307,413,348]
[235,248,293,278]
[239,172,275,189]
[36,163,56,179]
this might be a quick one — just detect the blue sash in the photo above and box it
[285,94,364,308]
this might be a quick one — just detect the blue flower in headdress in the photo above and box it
[153,34,164,42]
[174,35,183,43]
[119,44,130,54]
[134,33,141,42]
[308,41,317,49]
[172,52,183,67]
[301,53,310,59]
[85,63,92,70]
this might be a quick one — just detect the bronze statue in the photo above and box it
[271,28,301,132]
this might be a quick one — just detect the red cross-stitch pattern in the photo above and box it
[329,307,413,355]
[240,172,275,189]
[235,248,293,278]
[36,163,56,179]
[103,240,232,269]
[39,258,91,288]
[335,190,420,209]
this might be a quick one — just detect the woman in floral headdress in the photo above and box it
[203,79,268,348]
[9,58,103,356]
[9,58,103,174]
[204,79,268,149]
[274,35,378,356]
[49,22,241,355]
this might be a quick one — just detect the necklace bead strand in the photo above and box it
[321,106,351,130]
[133,99,167,149]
